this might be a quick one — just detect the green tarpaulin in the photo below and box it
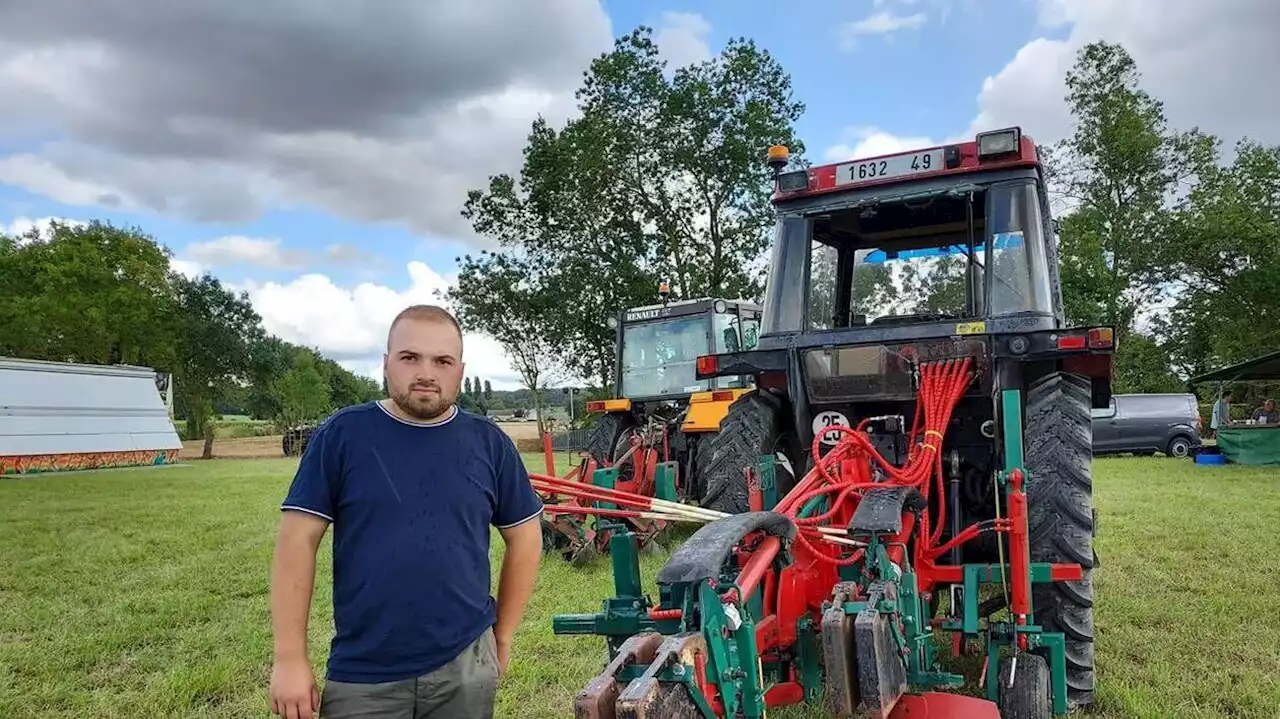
[1215,427,1280,466]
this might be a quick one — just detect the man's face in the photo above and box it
[1267,400,1276,412]
[383,317,464,421]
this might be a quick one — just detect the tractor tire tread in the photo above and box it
[1024,371,1096,709]
[698,391,786,515]
[585,412,631,469]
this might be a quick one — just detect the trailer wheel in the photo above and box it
[1023,372,1096,708]
[997,652,1051,719]
[697,389,796,515]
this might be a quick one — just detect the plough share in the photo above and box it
[546,358,1083,718]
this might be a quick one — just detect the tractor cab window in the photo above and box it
[798,179,1053,330]
[713,312,760,353]
[620,316,711,398]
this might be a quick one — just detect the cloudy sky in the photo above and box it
[2,0,1277,389]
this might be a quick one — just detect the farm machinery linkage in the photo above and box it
[546,358,1082,718]
[536,412,683,565]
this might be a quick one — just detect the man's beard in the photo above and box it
[390,383,453,421]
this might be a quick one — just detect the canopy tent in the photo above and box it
[1190,350,1280,466]
[1189,349,1280,385]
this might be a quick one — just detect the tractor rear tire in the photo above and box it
[585,412,633,469]
[1024,371,1096,709]
[697,389,797,515]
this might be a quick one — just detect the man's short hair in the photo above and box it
[387,304,463,350]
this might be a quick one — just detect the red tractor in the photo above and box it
[552,127,1113,717]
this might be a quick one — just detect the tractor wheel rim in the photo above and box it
[1173,441,1189,457]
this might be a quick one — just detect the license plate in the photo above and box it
[834,149,944,186]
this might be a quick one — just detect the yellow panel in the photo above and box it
[955,321,987,335]
[682,388,752,433]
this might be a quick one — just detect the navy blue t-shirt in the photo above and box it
[280,401,544,683]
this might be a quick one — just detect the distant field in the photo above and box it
[2,456,1277,718]
[178,422,548,460]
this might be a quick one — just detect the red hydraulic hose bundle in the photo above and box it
[532,358,987,565]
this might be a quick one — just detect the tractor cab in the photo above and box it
[580,291,765,507]
[605,294,763,404]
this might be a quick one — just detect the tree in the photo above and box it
[169,273,265,456]
[1050,41,1214,337]
[444,252,566,434]
[465,377,473,396]
[459,25,806,389]
[1161,139,1280,375]
[483,380,493,400]
[0,220,177,369]
[272,351,332,427]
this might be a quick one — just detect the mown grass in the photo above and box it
[1,455,1278,717]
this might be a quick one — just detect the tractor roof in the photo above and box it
[769,127,1041,205]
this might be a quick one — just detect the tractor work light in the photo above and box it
[713,299,727,313]
[776,169,810,193]
[977,127,1021,159]
[606,315,619,329]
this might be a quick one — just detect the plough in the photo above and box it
[536,415,683,565]
[546,359,1083,718]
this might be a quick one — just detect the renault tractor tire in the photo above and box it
[696,389,797,515]
[585,411,633,471]
[1024,371,1096,709]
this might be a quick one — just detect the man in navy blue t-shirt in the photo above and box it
[268,304,544,719]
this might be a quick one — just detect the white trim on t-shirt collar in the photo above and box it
[376,399,458,427]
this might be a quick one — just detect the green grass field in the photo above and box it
[2,454,1278,718]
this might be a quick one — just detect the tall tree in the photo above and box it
[272,351,332,427]
[169,273,265,455]
[465,376,473,396]
[1161,139,1280,375]
[459,25,806,389]
[0,220,177,368]
[483,379,493,400]
[1050,41,1214,337]
[445,252,566,434]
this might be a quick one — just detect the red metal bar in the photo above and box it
[1007,468,1031,649]
[748,467,763,512]
[764,682,805,707]
[542,430,555,476]
[734,536,781,602]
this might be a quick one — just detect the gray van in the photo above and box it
[1090,393,1203,458]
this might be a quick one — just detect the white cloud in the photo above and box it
[186,235,309,270]
[654,12,713,69]
[1,215,85,241]
[839,11,928,49]
[239,261,525,389]
[169,257,203,279]
[825,126,947,163]
[967,0,1280,150]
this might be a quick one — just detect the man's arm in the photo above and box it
[494,517,542,673]
[271,511,329,664]
[488,426,545,674]
[269,511,329,718]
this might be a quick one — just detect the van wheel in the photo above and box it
[1167,436,1192,458]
